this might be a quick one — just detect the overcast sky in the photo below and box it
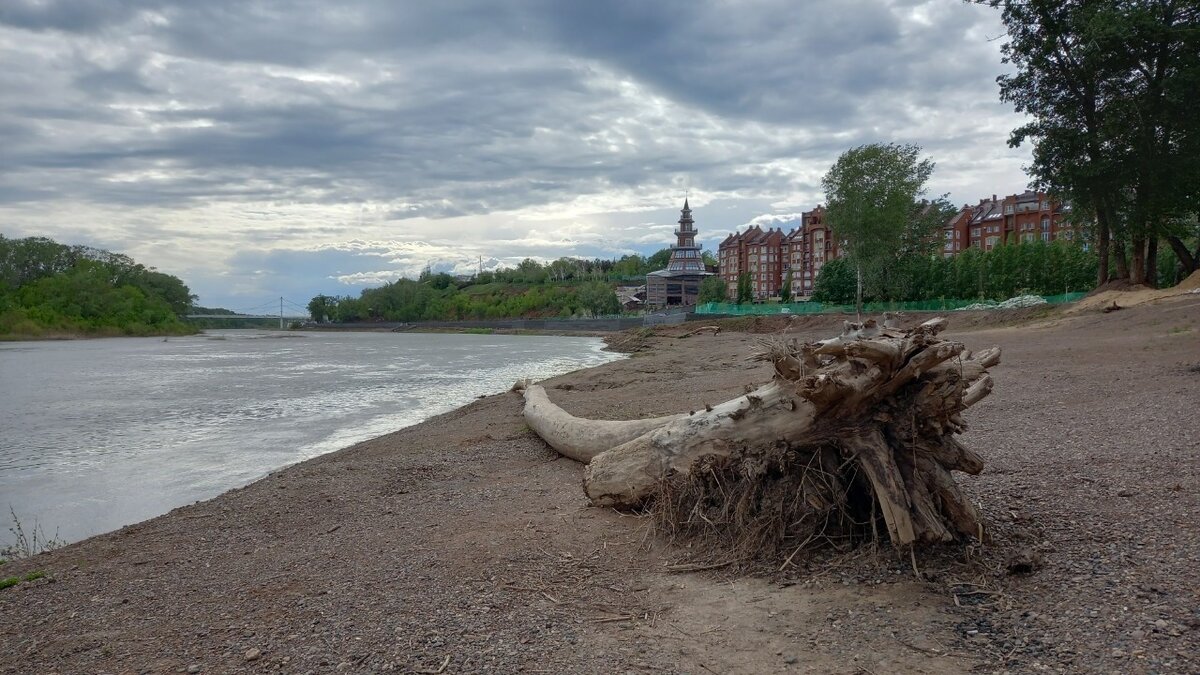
[0,0,1027,309]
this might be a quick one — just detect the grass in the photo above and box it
[0,572,43,591]
[2,507,64,560]
[462,327,494,335]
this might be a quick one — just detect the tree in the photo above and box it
[981,0,1200,284]
[779,269,793,303]
[697,275,727,304]
[307,295,336,322]
[645,248,673,271]
[811,258,856,304]
[576,281,620,317]
[822,143,935,316]
[736,272,752,304]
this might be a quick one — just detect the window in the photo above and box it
[1041,217,1050,231]
[1021,233,1035,243]
[1040,200,1049,210]
[1005,205,1014,214]
[1041,232,1051,242]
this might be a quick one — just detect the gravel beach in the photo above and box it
[2,297,1198,674]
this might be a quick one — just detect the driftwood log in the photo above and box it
[515,316,999,554]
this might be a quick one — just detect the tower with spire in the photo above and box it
[646,199,713,307]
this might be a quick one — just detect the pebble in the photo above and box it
[186,667,201,674]
[245,648,261,662]
[1132,630,1146,640]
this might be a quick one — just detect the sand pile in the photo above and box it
[1071,269,1200,312]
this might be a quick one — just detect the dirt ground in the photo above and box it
[2,295,1198,674]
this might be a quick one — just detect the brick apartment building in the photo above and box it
[942,191,1074,256]
[718,205,838,301]
[716,191,1076,302]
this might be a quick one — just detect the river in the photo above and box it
[0,330,622,549]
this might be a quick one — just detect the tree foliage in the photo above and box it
[822,143,937,313]
[736,272,752,304]
[698,275,727,304]
[0,235,196,338]
[812,240,1097,304]
[982,0,1200,284]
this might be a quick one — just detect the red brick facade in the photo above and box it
[942,191,1075,256]
[717,206,839,301]
[715,191,1076,302]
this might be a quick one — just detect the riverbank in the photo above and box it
[2,297,1197,674]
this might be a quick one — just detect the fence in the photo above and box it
[695,292,1087,316]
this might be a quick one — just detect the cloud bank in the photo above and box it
[0,0,1028,308]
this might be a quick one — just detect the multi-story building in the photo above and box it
[646,199,713,307]
[796,206,838,297]
[715,190,1077,302]
[943,191,1074,255]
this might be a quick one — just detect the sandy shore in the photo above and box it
[2,298,1198,674]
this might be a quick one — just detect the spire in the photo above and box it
[683,197,690,211]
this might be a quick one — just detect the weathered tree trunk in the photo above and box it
[1166,235,1198,277]
[1131,235,1147,286]
[516,317,1000,555]
[1145,236,1158,288]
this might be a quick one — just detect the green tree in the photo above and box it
[576,281,620,316]
[698,275,727,304]
[307,295,336,322]
[811,258,857,304]
[645,248,672,271]
[736,272,752,304]
[821,143,935,316]
[981,0,1200,284]
[779,269,793,303]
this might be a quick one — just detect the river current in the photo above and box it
[0,330,621,548]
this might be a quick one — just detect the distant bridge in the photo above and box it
[184,297,312,326]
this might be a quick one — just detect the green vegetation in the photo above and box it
[697,275,727,304]
[821,143,942,315]
[3,507,64,560]
[985,0,1200,285]
[307,251,689,322]
[813,239,1097,304]
[0,571,46,592]
[0,235,197,339]
[736,272,752,304]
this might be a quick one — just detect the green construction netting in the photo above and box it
[695,292,1087,316]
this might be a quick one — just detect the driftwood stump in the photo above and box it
[515,316,999,556]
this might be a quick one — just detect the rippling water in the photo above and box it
[0,330,621,547]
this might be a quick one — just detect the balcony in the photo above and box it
[669,243,703,249]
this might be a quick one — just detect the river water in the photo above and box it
[0,330,621,548]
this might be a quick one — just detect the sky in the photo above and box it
[0,0,1029,310]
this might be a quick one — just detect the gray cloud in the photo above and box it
[0,0,1030,307]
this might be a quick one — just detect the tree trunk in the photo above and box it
[1097,222,1111,286]
[517,317,1000,557]
[1114,239,1130,280]
[1145,236,1158,288]
[1130,235,1146,286]
[1166,235,1198,277]
[855,264,863,321]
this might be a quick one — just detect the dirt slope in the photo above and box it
[2,298,1197,674]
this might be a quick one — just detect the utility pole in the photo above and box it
[280,296,284,330]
